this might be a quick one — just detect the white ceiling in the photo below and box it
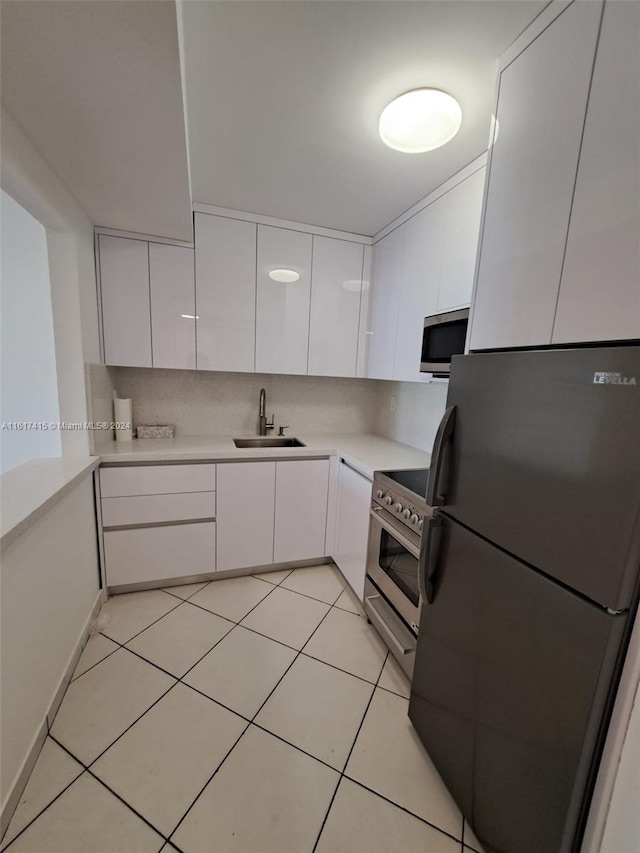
[1,1,547,241]
[181,0,548,235]
[0,1,193,241]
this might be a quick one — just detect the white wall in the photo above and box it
[0,191,61,472]
[376,380,448,453]
[104,366,382,437]
[1,109,101,456]
[0,474,100,820]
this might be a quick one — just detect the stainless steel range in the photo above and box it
[364,467,433,679]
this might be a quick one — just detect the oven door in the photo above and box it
[366,507,422,632]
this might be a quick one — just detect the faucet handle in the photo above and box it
[278,425,289,436]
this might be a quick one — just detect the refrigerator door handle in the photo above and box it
[426,405,456,507]
[418,512,444,604]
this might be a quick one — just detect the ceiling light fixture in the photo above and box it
[268,269,300,283]
[379,88,462,153]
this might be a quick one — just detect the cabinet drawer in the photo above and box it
[103,521,216,588]
[101,491,215,528]
[100,463,216,497]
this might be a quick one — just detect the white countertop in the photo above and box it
[98,433,431,481]
[1,434,430,550]
[1,456,100,550]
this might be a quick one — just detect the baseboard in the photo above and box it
[0,590,103,840]
[108,557,334,595]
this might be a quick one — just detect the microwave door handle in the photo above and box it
[426,405,456,507]
[418,512,444,605]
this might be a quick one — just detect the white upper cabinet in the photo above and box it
[99,235,152,367]
[195,213,257,372]
[437,167,485,313]
[552,0,640,344]
[255,226,312,375]
[366,228,404,380]
[308,236,365,377]
[393,203,445,382]
[149,243,196,370]
[273,459,330,563]
[469,0,603,351]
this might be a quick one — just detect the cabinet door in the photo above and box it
[366,229,404,380]
[469,1,603,351]
[216,462,275,571]
[104,522,216,589]
[552,1,640,344]
[393,205,444,382]
[308,236,365,377]
[149,243,196,370]
[99,235,152,367]
[255,226,312,375]
[195,213,257,372]
[355,246,373,378]
[333,462,372,601]
[274,459,330,563]
[437,168,485,313]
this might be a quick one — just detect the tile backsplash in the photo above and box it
[86,364,447,454]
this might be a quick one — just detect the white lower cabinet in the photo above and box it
[274,459,330,563]
[216,461,276,571]
[103,522,216,588]
[332,462,372,601]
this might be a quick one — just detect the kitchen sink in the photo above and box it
[233,437,306,448]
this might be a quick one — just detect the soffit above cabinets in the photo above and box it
[179,0,547,235]
[0,0,193,242]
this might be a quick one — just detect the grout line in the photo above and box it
[0,742,84,853]
[311,650,388,852]
[85,767,170,844]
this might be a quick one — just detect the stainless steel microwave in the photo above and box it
[420,308,469,375]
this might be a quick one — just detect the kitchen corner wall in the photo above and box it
[376,381,448,453]
[99,367,383,437]
[86,364,448,453]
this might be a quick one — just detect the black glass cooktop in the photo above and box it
[381,468,429,498]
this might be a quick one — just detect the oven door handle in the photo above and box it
[418,512,444,605]
[369,508,420,559]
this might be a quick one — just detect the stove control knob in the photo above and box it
[375,490,384,499]
[417,518,424,531]
[394,502,403,513]
[410,514,419,525]
[384,495,393,506]
[402,508,411,520]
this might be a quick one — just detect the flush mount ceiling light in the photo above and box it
[379,88,462,153]
[268,268,300,283]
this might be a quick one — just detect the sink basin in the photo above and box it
[233,437,306,448]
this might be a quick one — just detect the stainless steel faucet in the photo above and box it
[258,388,274,436]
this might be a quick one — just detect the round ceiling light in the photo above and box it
[379,88,462,153]
[268,268,300,283]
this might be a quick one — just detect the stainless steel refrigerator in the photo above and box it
[409,346,640,853]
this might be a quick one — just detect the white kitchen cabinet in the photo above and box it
[552,0,640,345]
[149,243,196,370]
[469,0,603,351]
[99,235,152,367]
[273,459,330,563]
[308,236,365,377]
[99,462,217,589]
[355,245,373,378]
[216,461,275,571]
[255,226,312,375]
[103,522,216,588]
[437,167,485,313]
[366,228,404,380]
[393,204,444,382]
[195,213,257,372]
[333,461,372,601]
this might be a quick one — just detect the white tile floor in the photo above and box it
[1,563,479,853]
